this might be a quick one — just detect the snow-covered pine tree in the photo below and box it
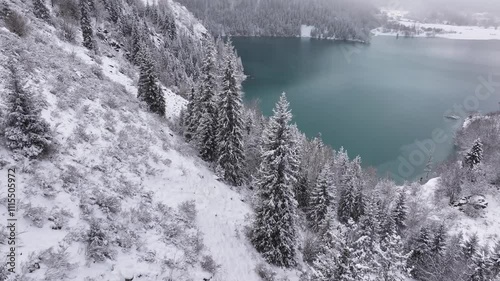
[468,251,491,281]
[183,87,199,142]
[251,93,299,267]
[196,41,219,162]
[463,234,480,261]
[3,63,51,159]
[215,54,245,186]
[489,241,500,279]
[430,224,447,257]
[376,227,408,281]
[80,0,94,50]
[334,232,358,281]
[337,157,364,224]
[464,138,483,170]
[407,226,433,278]
[137,48,166,116]
[392,190,408,235]
[307,163,334,233]
[424,154,433,179]
[33,0,50,20]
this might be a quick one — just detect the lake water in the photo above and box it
[232,36,500,182]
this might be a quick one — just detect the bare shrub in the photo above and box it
[93,189,121,214]
[52,0,79,21]
[85,219,116,262]
[41,246,77,280]
[23,203,47,228]
[58,20,77,43]
[5,10,29,37]
[302,232,321,264]
[255,262,277,281]
[200,254,221,274]
[48,208,73,230]
[178,200,197,226]
[90,64,104,80]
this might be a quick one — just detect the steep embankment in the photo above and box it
[0,1,299,280]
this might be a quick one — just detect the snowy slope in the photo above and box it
[415,178,500,244]
[375,9,500,40]
[0,7,299,281]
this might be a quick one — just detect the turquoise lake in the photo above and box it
[232,36,500,182]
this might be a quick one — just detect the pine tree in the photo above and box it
[468,251,491,281]
[489,241,500,279]
[251,93,299,267]
[430,224,447,257]
[137,49,166,116]
[334,233,358,281]
[3,64,51,159]
[463,234,480,261]
[215,55,245,186]
[307,163,334,233]
[33,0,50,20]
[464,138,483,170]
[376,227,408,281]
[337,157,364,224]
[424,154,433,179]
[80,0,94,50]
[183,87,199,142]
[407,227,433,278]
[392,191,408,235]
[196,42,219,162]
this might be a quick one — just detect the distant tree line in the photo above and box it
[176,0,379,42]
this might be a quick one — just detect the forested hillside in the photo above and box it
[0,0,500,280]
[175,0,378,41]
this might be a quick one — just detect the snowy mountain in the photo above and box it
[1,0,500,281]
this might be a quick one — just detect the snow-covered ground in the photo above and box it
[300,25,315,38]
[417,178,500,244]
[0,4,298,280]
[375,9,500,40]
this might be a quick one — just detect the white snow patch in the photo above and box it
[300,25,315,38]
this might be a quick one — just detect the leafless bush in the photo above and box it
[255,262,277,281]
[90,64,104,80]
[23,203,47,228]
[48,208,73,230]
[52,0,79,21]
[178,200,197,226]
[5,10,29,37]
[41,246,77,280]
[302,232,321,264]
[58,20,77,43]
[85,219,116,262]
[200,254,221,274]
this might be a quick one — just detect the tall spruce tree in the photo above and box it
[407,226,433,278]
[4,64,51,159]
[431,224,447,257]
[489,241,500,279]
[464,138,483,170]
[307,163,334,233]
[183,87,199,142]
[137,48,166,116]
[468,251,491,281]
[334,232,358,281]
[33,0,50,20]
[196,42,219,162]
[376,227,408,281]
[338,157,364,224]
[251,93,299,267]
[215,55,245,186]
[392,191,408,235]
[80,0,94,50]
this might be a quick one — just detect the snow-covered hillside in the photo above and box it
[374,9,500,40]
[0,2,299,280]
